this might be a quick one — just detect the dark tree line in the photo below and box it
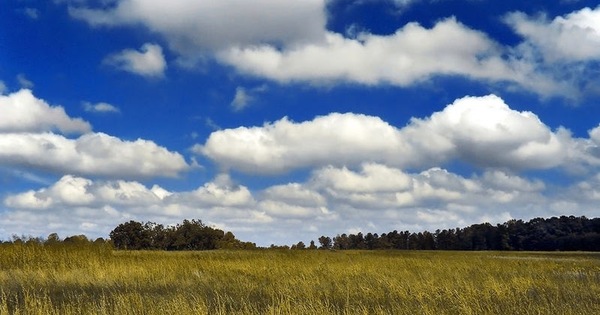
[109,219,256,250]
[2,216,599,251]
[3,233,109,247]
[317,216,600,251]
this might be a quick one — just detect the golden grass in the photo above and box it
[1,244,599,314]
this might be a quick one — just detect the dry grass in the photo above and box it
[1,244,599,314]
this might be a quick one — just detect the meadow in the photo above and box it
[0,243,599,314]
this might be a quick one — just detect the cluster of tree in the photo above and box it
[109,219,256,250]
[314,216,600,251]
[2,233,110,247]
[2,215,598,252]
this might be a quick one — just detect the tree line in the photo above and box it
[109,219,257,250]
[2,215,599,251]
[313,216,600,251]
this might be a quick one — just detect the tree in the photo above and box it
[63,234,90,246]
[45,233,61,246]
[333,234,350,250]
[110,220,148,250]
[293,241,306,250]
[169,219,224,250]
[318,236,332,249]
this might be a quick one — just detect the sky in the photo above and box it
[2,0,600,246]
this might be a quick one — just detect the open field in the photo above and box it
[1,244,599,314]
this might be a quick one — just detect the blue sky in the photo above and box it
[2,0,600,246]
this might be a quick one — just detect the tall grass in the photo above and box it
[1,243,599,314]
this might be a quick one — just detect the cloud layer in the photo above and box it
[506,6,600,62]
[4,2,600,246]
[4,161,598,245]
[198,95,574,174]
[0,89,189,178]
[0,89,91,134]
[67,1,600,98]
[218,18,545,90]
[3,91,600,244]
[70,0,327,65]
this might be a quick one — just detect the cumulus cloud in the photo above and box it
[197,94,577,174]
[83,101,120,113]
[104,43,167,77]
[65,0,589,97]
[502,6,600,98]
[0,89,91,134]
[0,132,189,178]
[218,18,556,93]
[261,183,327,207]
[505,6,600,62]
[63,1,600,97]
[4,163,581,245]
[0,88,189,179]
[1,174,264,241]
[561,124,600,174]
[403,94,567,170]
[5,175,166,210]
[308,165,478,211]
[69,0,327,59]
[195,112,405,174]
[311,163,413,193]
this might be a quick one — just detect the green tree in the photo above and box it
[333,234,350,250]
[110,220,148,250]
[63,235,90,246]
[44,233,61,246]
[293,241,306,250]
[318,236,332,249]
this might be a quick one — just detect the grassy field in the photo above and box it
[0,244,599,314]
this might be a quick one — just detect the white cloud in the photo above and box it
[218,16,568,96]
[196,112,405,174]
[3,163,573,245]
[65,0,595,97]
[16,74,34,89]
[302,164,557,230]
[403,94,567,170]
[104,43,167,77]
[0,89,91,134]
[83,101,120,113]
[230,85,268,112]
[311,163,412,193]
[261,183,327,207]
[0,88,189,179]
[176,181,256,208]
[0,132,189,178]
[219,18,539,88]
[5,175,166,210]
[0,81,7,94]
[230,87,252,112]
[69,0,327,60]
[478,171,545,193]
[562,124,600,174]
[1,174,266,241]
[505,6,600,62]
[197,94,575,174]
[502,6,600,98]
